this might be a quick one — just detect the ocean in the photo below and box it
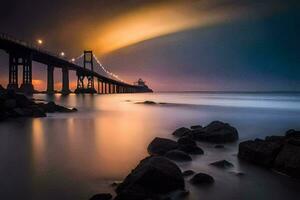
[0,92,300,200]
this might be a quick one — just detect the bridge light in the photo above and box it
[60,52,65,57]
[37,39,43,45]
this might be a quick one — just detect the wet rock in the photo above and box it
[172,127,191,138]
[182,170,195,177]
[0,89,76,121]
[143,101,156,104]
[148,137,178,156]
[42,101,76,113]
[178,144,204,155]
[116,156,185,199]
[214,144,225,148]
[190,173,214,185]
[4,99,16,109]
[177,136,196,146]
[165,150,192,162]
[190,125,202,130]
[210,160,234,168]
[274,139,300,178]
[238,139,282,167]
[89,193,112,200]
[192,121,239,143]
[285,129,300,139]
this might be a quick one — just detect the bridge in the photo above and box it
[0,33,152,94]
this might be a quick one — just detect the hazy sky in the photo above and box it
[0,0,299,91]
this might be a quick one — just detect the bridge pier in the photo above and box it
[19,54,34,93]
[7,53,18,91]
[7,52,34,93]
[47,65,54,94]
[61,68,71,95]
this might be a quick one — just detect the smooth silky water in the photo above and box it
[0,92,300,200]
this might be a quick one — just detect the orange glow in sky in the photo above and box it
[83,0,278,55]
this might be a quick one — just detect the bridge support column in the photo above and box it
[87,75,96,93]
[47,65,54,94]
[75,71,85,93]
[19,54,34,94]
[62,68,70,95]
[7,53,19,91]
[97,79,100,94]
[108,83,111,94]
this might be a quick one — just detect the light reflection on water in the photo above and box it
[0,92,300,200]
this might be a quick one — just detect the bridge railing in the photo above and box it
[0,32,65,60]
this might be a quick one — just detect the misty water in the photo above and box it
[1,92,300,200]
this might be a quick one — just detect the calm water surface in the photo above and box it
[0,92,300,200]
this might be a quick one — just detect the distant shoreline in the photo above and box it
[153,90,300,94]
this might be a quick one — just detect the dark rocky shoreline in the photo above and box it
[0,88,77,121]
[89,120,300,200]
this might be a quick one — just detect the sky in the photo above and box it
[0,0,299,91]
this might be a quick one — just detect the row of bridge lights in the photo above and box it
[36,38,71,60]
[35,38,123,82]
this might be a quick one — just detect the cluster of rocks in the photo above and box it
[173,121,239,143]
[0,89,77,120]
[238,129,300,178]
[90,121,238,200]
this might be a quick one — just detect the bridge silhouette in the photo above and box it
[0,33,152,94]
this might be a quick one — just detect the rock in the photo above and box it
[285,129,300,139]
[4,99,16,109]
[178,144,204,155]
[238,139,282,167]
[190,173,214,185]
[182,170,195,177]
[190,125,202,130]
[89,193,112,200]
[172,127,191,138]
[0,89,75,121]
[177,136,196,146]
[192,121,239,143]
[210,160,234,168]
[148,137,178,156]
[15,93,31,108]
[165,150,192,162]
[143,101,156,104]
[116,156,185,199]
[214,144,225,148]
[274,140,300,178]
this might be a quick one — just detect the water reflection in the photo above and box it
[31,119,45,175]
[0,92,300,200]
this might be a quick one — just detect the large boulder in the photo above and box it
[172,127,191,137]
[148,137,178,156]
[165,150,192,162]
[178,144,204,155]
[192,121,239,143]
[116,156,185,199]
[190,125,202,130]
[177,136,204,155]
[238,130,300,178]
[238,139,282,167]
[190,173,214,185]
[274,139,300,178]
[177,136,196,146]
